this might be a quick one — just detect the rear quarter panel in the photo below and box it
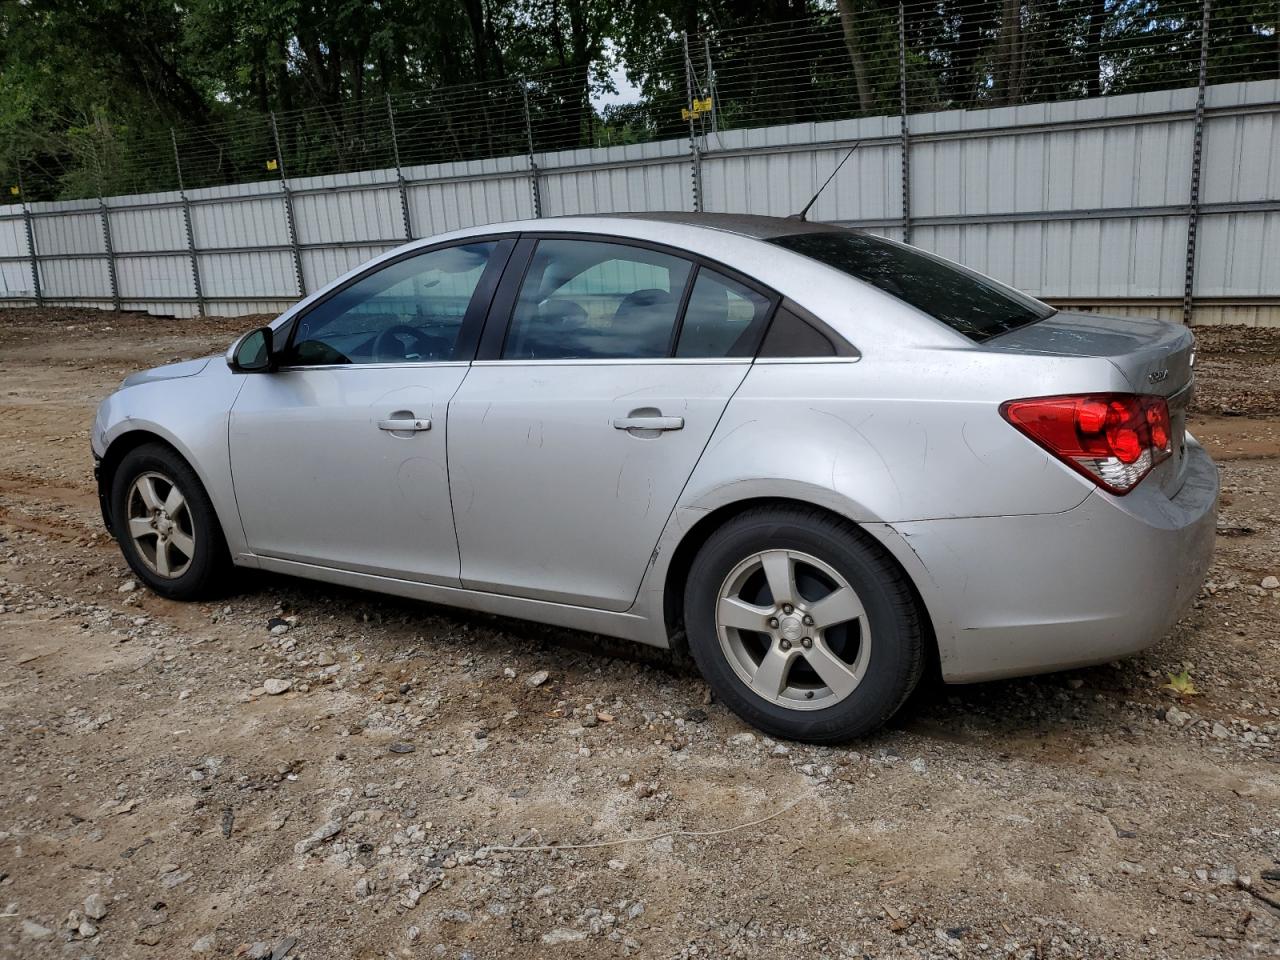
[634,344,1130,646]
[686,348,1117,523]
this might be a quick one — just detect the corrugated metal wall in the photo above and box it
[1,79,1276,324]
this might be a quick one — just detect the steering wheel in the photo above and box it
[373,324,451,363]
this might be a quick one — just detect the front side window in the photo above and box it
[770,231,1054,343]
[284,241,499,365]
[502,239,692,360]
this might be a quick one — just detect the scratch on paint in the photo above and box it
[809,406,900,502]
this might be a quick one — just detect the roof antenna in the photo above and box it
[790,141,861,222]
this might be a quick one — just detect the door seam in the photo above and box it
[622,362,756,611]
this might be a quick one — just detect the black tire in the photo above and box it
[683,505,924,743]
[110,442,232,600]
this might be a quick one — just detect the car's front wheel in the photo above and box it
[110,442,231,600]
[684,505,924,742]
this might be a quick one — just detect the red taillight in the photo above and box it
[1000,393,1173,495]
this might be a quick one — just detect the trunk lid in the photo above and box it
[988,311,1195,496]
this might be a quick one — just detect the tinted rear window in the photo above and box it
[770,232,1054,342]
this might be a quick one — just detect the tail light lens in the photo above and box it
[1000,393,1173,495]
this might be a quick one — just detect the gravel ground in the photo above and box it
[0,307,1277,960]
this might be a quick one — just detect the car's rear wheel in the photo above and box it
[110,443,231,600]
[684,505,924,742]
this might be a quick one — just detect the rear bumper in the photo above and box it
[891,437,1218,683]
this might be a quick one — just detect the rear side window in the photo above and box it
[759,306,837,357]
[770,232,1054,343]
[675,269,772,358]
[502,239,692,360]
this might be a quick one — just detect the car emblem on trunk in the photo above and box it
[1148,369,1169,384]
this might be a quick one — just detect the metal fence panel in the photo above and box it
[292,188,404,246]
[106,201,187,254]
[31,209,103,257]
[406,174,529,234]
[189,195,289,250]
[1196,211,1280,297]
[115,254,194,301]
[0,214,30,299]
[701,114,902,222]
[1200,107,1280,203]
[540,160,690,217]
[197,250,296,300]
[0,78,1276,323]
[37,257,112,301]
[300,245,399,293]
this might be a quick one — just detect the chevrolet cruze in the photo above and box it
[91,214,1218,741]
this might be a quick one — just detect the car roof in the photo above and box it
[571,211,851,241]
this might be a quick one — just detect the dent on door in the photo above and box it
[373,387,444,526]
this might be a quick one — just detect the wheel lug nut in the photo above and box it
[779,639,791,651]
[801,637,813,649]
[803,615,813,626]
[768,617,779,629]
[782,603,793,615]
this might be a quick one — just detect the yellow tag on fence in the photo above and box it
[682,98,714,121]
[8,185,18,196]
[266,158,279,171]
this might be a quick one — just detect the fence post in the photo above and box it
[91,139,121,311]
[97,194,121,311]
[1181,0,1211,326]
[520,82,543,218]
[682,32,704,213]
[16,167,42,306]
[898,1,912,245]
[270,112,307,298]
[171,130,206,317]
[386,94,414,240]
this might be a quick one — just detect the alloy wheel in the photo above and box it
[125,471,196,579]
[715,549,871,711]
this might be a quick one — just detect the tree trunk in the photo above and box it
[995,0,1023,105]
[253,50,270,114]
[464,0,491,81]
[836,0,876,112]
[948,0,984,106]
[1086,0,1106,98]
[275,36,293,113]
[564,0,595,146]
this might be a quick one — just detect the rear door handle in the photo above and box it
[377,418,431,432]
[612,416,684,431]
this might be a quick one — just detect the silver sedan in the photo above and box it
[91,214,1218,741]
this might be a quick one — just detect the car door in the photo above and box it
[228,237,514,584]
[448,235,776,611]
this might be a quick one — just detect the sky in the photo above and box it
[590,42,644,110]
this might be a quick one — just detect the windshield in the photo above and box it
[770,231,1055,342]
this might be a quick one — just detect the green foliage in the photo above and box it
[2,0,1276,201]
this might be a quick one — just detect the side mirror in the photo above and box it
[226,326,276,373]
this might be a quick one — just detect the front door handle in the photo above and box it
[377,417,431,432]
[612,416,684,432]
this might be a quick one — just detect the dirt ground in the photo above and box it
[0,306,1277,960]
